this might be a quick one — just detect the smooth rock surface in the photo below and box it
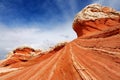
[0,4,120,80]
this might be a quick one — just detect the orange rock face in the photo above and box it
[0,47,41,68]
[13,47,35,55]
[0,4,120,80]
[73,4,120,38]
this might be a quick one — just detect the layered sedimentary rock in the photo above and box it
[0,4,120,80]
[0,47,41,68]
[73,4,120,38]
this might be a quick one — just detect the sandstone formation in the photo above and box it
[0,47,41,68]
[73,4,120,37]
[0,4,120,80]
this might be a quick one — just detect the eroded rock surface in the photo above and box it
[0,4,120,80]
[73,4,120,37]
[0,47,41,68]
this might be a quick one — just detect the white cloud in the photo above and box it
[42,0,78,21]
[0,21,76,59]
[92,0,120,10]
[0,0,80,60]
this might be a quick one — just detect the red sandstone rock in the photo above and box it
[13,47,35,54]
[73,4,120,38]
[0,47,41,67]
[0,4,120,80]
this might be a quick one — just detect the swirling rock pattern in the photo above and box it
[0,4,120,80]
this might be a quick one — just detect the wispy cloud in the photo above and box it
[0,22,76,59]
[92,0,120,10]
[0,0,81,60]
[41,0,79,22]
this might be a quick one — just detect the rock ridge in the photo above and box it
[0,4,120,80]
[74,3,120,21]
[73,4,120,37]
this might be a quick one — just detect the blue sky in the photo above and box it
[0,0,120,59]
[0,0,91,26]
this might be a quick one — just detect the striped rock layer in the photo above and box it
[0,4,120,80]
